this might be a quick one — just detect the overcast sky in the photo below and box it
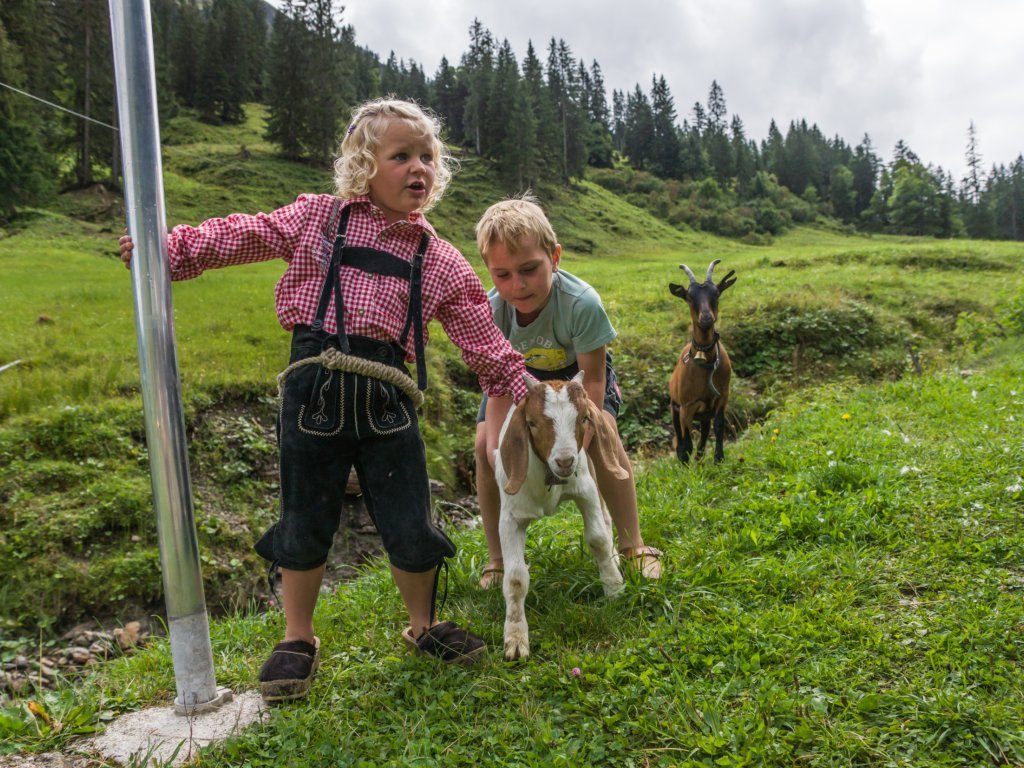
[330,0,1022,180]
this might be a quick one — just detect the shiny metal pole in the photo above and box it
[108,0,230,714]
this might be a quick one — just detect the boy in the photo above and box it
[473,196,661,589]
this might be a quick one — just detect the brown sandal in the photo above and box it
[402,622,487,664]
[619,546,663,579]
[477,560,504,590]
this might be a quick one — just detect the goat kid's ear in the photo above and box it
[669,283,688,301]
[584,401,630,481]
[523,373,542,394]
[500,405,531,495]
[716,270,737,293]
[571,370,585,385]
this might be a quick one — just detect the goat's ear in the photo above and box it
[584,401,630,481]
[669,283,688,301]
[500,405,531,495]
[716,270,737,293]
[571,369,585,385]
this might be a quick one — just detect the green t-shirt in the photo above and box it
[488,269,616,372]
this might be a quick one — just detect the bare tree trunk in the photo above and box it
[81,0,93,187]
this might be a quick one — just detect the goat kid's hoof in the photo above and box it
[503,625,530,660]
[605,580,626,598]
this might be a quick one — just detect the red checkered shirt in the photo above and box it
[167,194,527,400]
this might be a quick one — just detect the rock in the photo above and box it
[66,647,92,665]
[113,621,143,650]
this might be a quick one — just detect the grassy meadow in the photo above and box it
[1,105,1023,765]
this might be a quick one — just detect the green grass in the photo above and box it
[3,339,1022,766]
[2,103,1024,765]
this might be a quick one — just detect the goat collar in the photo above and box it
[683,336,723,401]
[689,331,720,355]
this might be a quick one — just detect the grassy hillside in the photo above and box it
[1,102,1023,642]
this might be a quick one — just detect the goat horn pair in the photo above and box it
[678,260,721,286]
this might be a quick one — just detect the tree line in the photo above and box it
[1,0,1021,241]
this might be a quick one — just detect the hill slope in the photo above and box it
[1,103,1023,638]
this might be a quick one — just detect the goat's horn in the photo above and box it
[705,259,721,283]
[678,264,699,286]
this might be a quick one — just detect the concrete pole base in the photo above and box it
[174,686,233,716]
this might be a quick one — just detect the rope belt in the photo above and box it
[276,347,425,408]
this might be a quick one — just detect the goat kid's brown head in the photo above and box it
[500,371,629,495]
[669,259,736,331]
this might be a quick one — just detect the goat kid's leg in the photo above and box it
[713,409,726,463]
[580,494,624,597]
[499,513,531,660]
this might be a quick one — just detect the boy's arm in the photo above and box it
[577,345,608,407]
[484,395,513,468]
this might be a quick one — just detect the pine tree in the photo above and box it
[169,0,203,106]
[461,19,494,156]
[0,21,52,219]
[587,61,610,128]
[303,0,347,163]
[265,0,313,158]
[54,0,115,188]
[520,41,559,180]
[963,121,984,204]
[850,134,879,216]
[623,84,653,171]
[730,114,756,187]
[611,89,626,153]
[430,56,466,146]
[488,39,519,162]
[649,75,681,178]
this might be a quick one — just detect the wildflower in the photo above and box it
[571,667,582,678]
[841,413,851,421]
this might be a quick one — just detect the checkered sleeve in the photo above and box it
[434,255,529,402]
[167,194,323,280]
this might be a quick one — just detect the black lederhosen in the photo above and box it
[255,206,455,574]
[476,351,624,423]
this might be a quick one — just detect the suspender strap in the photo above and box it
[311,205,353,351]
[400,233,430,390]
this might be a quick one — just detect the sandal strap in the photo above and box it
[619,545,662,559]
[269,639,318,658]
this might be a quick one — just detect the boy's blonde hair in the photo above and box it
[475,194,558,262]
[333,97,454,211]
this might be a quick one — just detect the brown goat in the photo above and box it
[668,259,736,463]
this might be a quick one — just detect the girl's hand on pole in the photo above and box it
[118,230,134,269]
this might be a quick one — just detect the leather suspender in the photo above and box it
[310,206,429,389]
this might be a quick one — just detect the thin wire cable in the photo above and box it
[0,80,118,131]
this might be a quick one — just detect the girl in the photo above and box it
[120,99,529,702]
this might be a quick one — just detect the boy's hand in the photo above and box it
[118,231,134,269]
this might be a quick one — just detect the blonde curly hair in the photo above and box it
[475,194,558,263]
[333,98,455,212]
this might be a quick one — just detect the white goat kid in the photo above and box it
[495,372,628,660]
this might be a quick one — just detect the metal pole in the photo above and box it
[108,0,230,715]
